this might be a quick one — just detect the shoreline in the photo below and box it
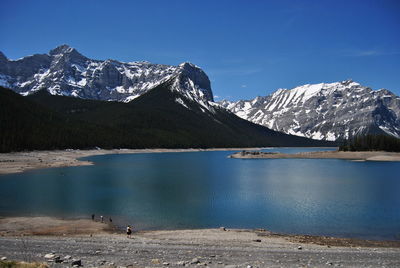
[0,216,399,247]
[1,217,399,267]
[2,150,399,266]
[230,150,400,161]
[0,148,261,175]
[0,147,351,176]
[1,148,393,176]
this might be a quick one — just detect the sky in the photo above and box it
[1,0,399,101]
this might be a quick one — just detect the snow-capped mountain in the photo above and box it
[220,80,400,141]
[2,45,398,142]
[0,44,213,106]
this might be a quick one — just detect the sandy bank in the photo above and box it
[0,217,399,267]
[0,217,114,236]
[230,150,400,161]
[0,148,259,175]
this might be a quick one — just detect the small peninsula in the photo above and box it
[229,150,400,162]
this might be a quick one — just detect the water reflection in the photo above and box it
[0,148,399,239]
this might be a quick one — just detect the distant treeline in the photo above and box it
[0,85,333,153]
[339,135,400,152]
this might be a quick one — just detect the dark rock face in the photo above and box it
[0,54,52,83]
[0,45,213,103]
[178,62,213,101]
[0,52,7,62]
[220,80,400,141]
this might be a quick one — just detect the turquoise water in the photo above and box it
[0,148,399,240]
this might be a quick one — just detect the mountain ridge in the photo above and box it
[3,45,394,143]
[0,44,213,106]
[220,80,400,141]
[0,84,333,153]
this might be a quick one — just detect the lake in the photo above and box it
[0,148,399,240]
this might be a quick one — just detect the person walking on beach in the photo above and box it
[126,225,132,238]
[100,215,104,223]
[91,214,95,221]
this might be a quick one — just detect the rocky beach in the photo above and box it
[1,217,400,267]
[1,150,400,267]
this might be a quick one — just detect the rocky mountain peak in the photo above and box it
[339,79,360,88]
[220,81,400,141]
[341,78,353,84]
[175,62,213,102]
[0,51,7,62]
[0,45,214,106]
[49,44,74,55]
[179,62,199,69]
[48,44,86,63]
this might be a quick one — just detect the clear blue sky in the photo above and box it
[1,0,399,100]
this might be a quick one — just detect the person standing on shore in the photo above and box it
[91,214,95,221]
[126,225,132,238]
[100,215,104,223]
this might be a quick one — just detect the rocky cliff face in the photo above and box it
[220,80,400,141]
[0,45,213,104]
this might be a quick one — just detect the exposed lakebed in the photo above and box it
[0,148,399,240]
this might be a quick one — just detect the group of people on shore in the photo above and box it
[91,214,112,223]
[91,213,133,238]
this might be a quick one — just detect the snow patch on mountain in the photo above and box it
[175,97,189,109]
[0,74,11,88]
[220,80,400,141]
[0,45,215,110]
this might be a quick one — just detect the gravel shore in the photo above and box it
[0,217,399,267]
[1,230,400,268]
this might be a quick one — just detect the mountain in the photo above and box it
[0,84,332,152]
[0,44,213,107]
[0,45,334,151]
[220,80,400,141]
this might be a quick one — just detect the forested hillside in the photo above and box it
[339,135,400,152]
[0,83,334,153]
